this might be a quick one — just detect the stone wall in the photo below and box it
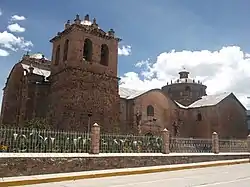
[48,68,120,132]
[48,18,121,133]
[0,153,249,177]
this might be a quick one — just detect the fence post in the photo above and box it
[212,132,219,154]
[162,128,170,154]
[90,123,100,154]
[247,134,250,152]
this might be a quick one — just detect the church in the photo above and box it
[0,14,248,139]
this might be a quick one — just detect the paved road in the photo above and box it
[24,163,250,187]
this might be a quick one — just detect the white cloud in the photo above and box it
[0,49,9,56]
[11,15,26,21]
[118,45,132,56]
[7,23,26,33]
[120,46,250,109]
[0,31,33,51]
[0,9,2,16]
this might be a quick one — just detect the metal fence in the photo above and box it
[99,134,163,153]
[0,126,249,153]
[170,138,213,153]
[0,126,90,153]
[219,139,248,152]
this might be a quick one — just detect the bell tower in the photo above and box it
[47,14,121,132]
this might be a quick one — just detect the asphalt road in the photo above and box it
[24,163,250,187]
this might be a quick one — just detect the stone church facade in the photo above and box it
[0,14,248,138]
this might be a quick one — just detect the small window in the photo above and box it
[63,39,69,62]
[100,44,109,66]
[55,45,60,65]
[197,113,202,121]
[147,105,154,116]
[83,39,92,61]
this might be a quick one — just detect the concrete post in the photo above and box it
[247,134,250,152]
[162,128,170,154]
[212,132,219,154]
[90,123,100,154]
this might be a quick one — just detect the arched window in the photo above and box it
[100,44,109,66]
[63,39,69,62]
[197,113,202,121]
[147,105,154,116]
[185,86,191,92]
[55,45,60,65]
[83,39,92,61]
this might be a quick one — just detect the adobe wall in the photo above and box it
[182,95,248,139]
[216,96,248,139]
[34,83,50,119]
[132,90,179,135]
[0,153,249,177]
[1,63,25,125]
[119,98,134,134]
[181,107,218,138]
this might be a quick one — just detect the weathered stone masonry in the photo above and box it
[0,154,249,177]
[48,68,120,132]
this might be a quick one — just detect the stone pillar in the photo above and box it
[247,134,250,152]
[90,123,100,154]
[162,128,170,154]
[212,132,219,154]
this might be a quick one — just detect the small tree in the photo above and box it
[113,122,121,134]
[23,118,51,129]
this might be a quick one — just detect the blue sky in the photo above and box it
[1,0,250,107]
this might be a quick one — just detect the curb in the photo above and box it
[1,159,249,187]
